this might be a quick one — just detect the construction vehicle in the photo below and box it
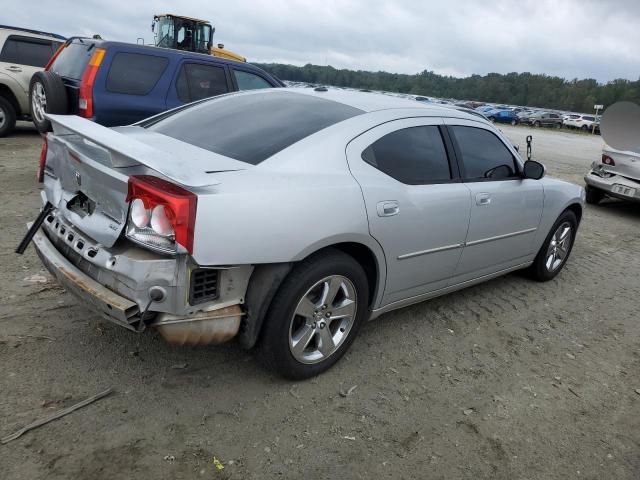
[152,14,246,62]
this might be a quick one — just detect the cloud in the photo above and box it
[3,0,638,82]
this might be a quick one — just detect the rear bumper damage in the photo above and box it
[31,208,252,344]
[585,162,640,202]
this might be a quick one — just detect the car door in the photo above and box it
[0,35,60,111]
[444,119,544,283]
[346,118,472,306]
[166,60,231,109]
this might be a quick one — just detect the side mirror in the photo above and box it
[523,160,545,180]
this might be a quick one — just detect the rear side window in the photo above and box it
[451,126,517,180]
[233,70,272,90]
[583,116,595,121]
[0,36,57,67]
[106,52,168,95]
[362,126,451,184]
[176,63,229,102]
[49,41,95,79]
[145,91,362,165]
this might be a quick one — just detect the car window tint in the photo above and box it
[451,126,517,180]
[0,36,56,67]
[234,70,272,90]
[145,91,363,165]
[49,41,94,79]
[176,63,229,102]
[106,52,168,95]
[583,116,595,121]
[361,126,451,184]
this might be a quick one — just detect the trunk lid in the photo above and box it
[604,145,640,181]
[43,114,247,247]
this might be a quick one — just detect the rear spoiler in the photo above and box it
[46,114,226,188]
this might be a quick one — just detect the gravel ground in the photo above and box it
[1,122,639,480]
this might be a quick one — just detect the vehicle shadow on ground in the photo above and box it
[8,123,41,137]
[592,199,640,221]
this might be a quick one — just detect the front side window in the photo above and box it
[233,70,272,90]
[176,63,229,102]
[106,52,168,95]
[0,36,56,67]
[361,126,451,184]
[450,126,518,180]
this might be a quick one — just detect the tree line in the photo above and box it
[255,63,640,113]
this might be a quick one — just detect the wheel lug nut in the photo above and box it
[321,305,327,310]
[325,312,331,318]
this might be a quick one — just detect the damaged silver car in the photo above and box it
[20,89,584,379]
[584,145,640,204]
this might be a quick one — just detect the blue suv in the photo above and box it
[29,37,284,132]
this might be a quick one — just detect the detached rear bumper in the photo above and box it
[32,225,141,329]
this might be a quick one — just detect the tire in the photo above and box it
[555,123,561,129]
[585,185,605,205]
[510,119,517,126]
[0,96,17,137]
[533,121,540,128]
[581,124,588,131]
[257,248,370,379]
[29,71,68,134]
[488,116,496,123]
[526,210,578,282]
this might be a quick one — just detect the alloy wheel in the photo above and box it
[31,82,47,124]
[288,275,357,364]
[545,221,572,272]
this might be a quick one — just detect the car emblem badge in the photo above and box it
[75,171,81,186]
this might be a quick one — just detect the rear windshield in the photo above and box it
[144,91,363,165]
[49,41,96,79]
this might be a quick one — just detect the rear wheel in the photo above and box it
[585,185,605,205]
[0,96,17,137]
[581,124,588,131]
[527,210,577,281]
[258,249,369,379]
[510,119,517,126]
[29,71,68,134]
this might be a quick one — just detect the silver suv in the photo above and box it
[0,25,64,136]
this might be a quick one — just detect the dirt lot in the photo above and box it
[1,122,639,480]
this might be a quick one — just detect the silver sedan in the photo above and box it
[25,88,584,379]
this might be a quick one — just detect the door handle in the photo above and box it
[475,193,491,206]
[377,200,399,217]
[5,66,22,72]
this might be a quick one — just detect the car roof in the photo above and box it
[0,25,65,41]
[277,87,485,121]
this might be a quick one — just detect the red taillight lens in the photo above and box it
[126,176,197,254]
[44,42,66,71]
[78,48,106,119]
[37,136,48,183]
[602,154,615,166]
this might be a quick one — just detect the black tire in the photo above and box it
[585,185,605,205]
[526,210,578,282]
[29,71,68,134]
[510,119,517,126]
[0,96,17,137]
[533,121,540,128]
[258,249,370,379]
[488,116,496,123]
[555,123,561,129]
[581,124,588,131]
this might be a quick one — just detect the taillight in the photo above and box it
[125,176,197,254]
[602,154,615,166]
[37,136,48,183]
[44,42,66,71]
[78,48,106,119]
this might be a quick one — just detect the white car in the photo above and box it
[585,145,640,204]
[564,114,598,131]
[21,88,584,378]
[0,25,64,136]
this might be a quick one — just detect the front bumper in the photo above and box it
[584,163,640,203]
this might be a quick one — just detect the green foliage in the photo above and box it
[256,63,640,112]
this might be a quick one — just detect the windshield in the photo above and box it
[155,17,175,49]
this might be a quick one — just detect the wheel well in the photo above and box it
[329,242,379,308]
[0,84,21,116]
[566,203,583,224]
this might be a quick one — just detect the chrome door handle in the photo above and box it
[5,66,22,72]
[377,200,399,217]
[476,193,491,206]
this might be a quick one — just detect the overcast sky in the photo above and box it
[4,0,638,82]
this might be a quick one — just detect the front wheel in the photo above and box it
[526,210,577,281]
[258,249,370,379]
